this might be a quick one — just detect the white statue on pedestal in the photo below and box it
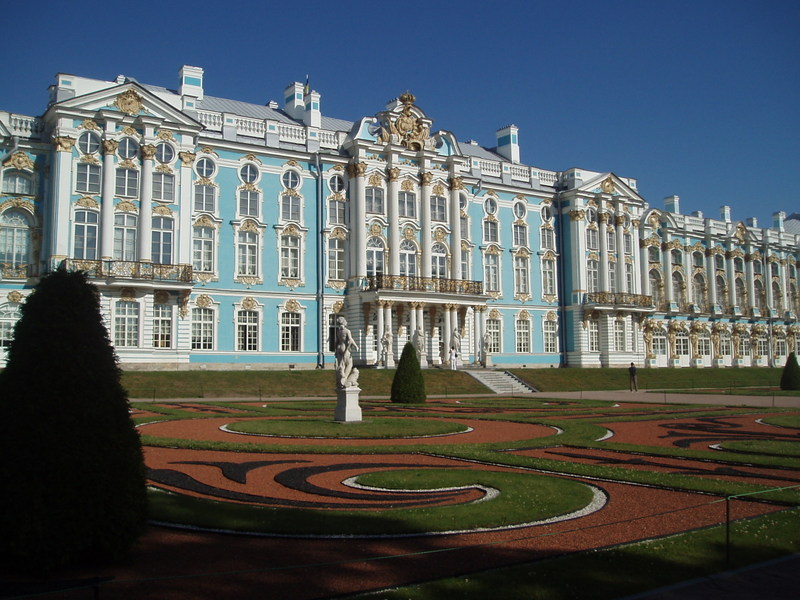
[335,317,359,388]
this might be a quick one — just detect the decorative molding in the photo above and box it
[114,89,145,116]
[3,151,35,171]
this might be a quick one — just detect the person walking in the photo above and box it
[449,346,458,370]
[628,362,638,391]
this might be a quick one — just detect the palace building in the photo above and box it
[1,66,798,369]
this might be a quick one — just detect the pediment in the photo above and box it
[374,92,435,151]
[0,118,12,140]
[45,82,202,131]
[727,221,759,244]
[580,172,644,202]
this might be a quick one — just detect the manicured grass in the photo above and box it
[148,470,594,535]
[718,439,800,458]
[761,414,800,428]
[225,417,469,439]
[123,369,487,399]
[356,508,800,599]
[509,367,783,392]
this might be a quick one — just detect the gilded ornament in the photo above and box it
[118,159,137,169]
[434,228,446,242]
[140,144,157,160]
[387,167,400,182]
[379,92,431,151]
[449,176,464,190]
[157,130,175,141]
[403,226,415,240]
[121,125,139,137]
[116,201,137,213]
[368,172,383,187]
[179,151,196,166]
[52,136,76,152]
[120,287,136,302]
[155,163,173,174]
[154,290,170,304]
[194,215,216,228]
[370,223,383,236]
[401,178,415,191]
[79,119,100,131]
[601,176,614,194]
[241,219,260,233]
[420,172,433,186]
[3,151,34,171]
[76,196,99,209]
[153,205,173,216]
[569,209,586,221]
[332,300,344,313]
[432,182,445,195]
[330,227,347,240]
[489,308,501,320]
[114,89,145,116]
[241,297,257,311]
[7,290,23,303]
[285,299,301,312]
[196,294,212,308]
[101,139,119,155]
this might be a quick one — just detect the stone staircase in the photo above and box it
[464,369,538,395]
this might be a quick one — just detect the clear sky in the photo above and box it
[2,0,798,227]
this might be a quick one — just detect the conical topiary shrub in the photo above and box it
[391,342,426,403]
[0,269,147,572]
[780,352,800,391]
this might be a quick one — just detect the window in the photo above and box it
[607,231,616,252]
[753,260,763,275]
[615,320,626,352]
[431,243,447,278]
[650,270,663,306]
[76,164,101,194]
[280,234,300,278]
[676,332,689,356]
[155,142,175,164]
[196,157,216,178]
[735,278,746,306]
[540,204,552,222]
[720,332,732,356]
[0,210,32,268]
[588,320,599,352]
[193,226,215,273]
[625,263,634,294]
[771,262,780,277]
[776,336,787,357]
[483,220,498,243]
[715,254,725,270]
[281,311,301,352]
[460,215,469,239]
[2,171,32,195]
[698,332,711,357]
[152,216,173,265]
[484,252,499,292]
[738,334,750,358]
[460,248,470,281]
[282,170,300,190]
[693,274,706,308]
[586,227,598,250]
[152,172,175,202]
[237,231,258,276]
[399,239,417,277]
[587,260,599,293]
[513,224,528,247]
[191,307,214,350]
[515,319,530,353]
[240,164,259,184]
[115,168,139,198]
[608,261,617,293]
[0,303,21,348]
[773,281,783,311]
[281,194,301,222]
[541,226,555,250]
[513,201,526,219]
[544,320,558,353]
[239,188,259,217]
[195,184,215,212]
[329,197,346,225]
[756,334,769,357]
[329,174,345,193]
[693,251,705,268]
[485,319,501,353]
[671,249,683,265]
[237,310,259,351]
[624,233,633,255]
[430,195,446,221]
[754,280,766,311]
[648,246,660,263]
[113,213,137,261]
[514,256,529,296]
[114,301,139,348]
[586,208,597,224]
[73,210,98,259]
[366,188,384,214]
[153,303,172,349]
[542,258,556,296]
[77,132,100,155]
[328,237,345,281]
[653,331,667,355]
[399,191,416,218]
[328,313,338,352]
[484,197,498,215]
[734,257,744,273]
[366,237,385,276]
[118,137,139,160]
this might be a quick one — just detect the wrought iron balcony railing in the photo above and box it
[584,292,654,308]
[58,259,193,283]
[365,274,484,295]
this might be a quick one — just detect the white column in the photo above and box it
[706,249,717,307]
[100,139,118,260]
[443,304,452,362]
[50,137,76,260]
[420,172,432,278]
[177,151,194,266]
[387,167,400,276]
[349,162,367,277]
[384,301,394,365]
[138,144,155,262]
[663,241,674,306]
[640,240,651,296]
[449,176,463,280]
[598,215,609,291]
[376,301,385,344]
[745,253,756,311]
[615,216,626,292]
[726,246,737,307]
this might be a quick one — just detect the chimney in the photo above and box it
[495,124,520,163]
[691,210,703,218]
[179,65,204,101]
[720,205,732,223]
[303,89,321,128]
[746,217,758,228]
[284,82,305,120]
[664,195,680,214]
[772,211,786,231]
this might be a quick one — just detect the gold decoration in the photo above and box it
[488,308,501,320]
[196,294,212,308]
[241,297,257,311]
[117,159,137,169]
[121,125,139,137]
[240,219,260,233]
[140,144,157,160]
[7,290,23,303]
[154,290,170,304]
[601,176,614,194]
[157,130,174,141]
[115,201,137,213]
[114,89,145,116]
[330,227,347,240]
[79,119,100,131]
[449,176,464,190]
[52,136,76,152]
[569,209,586,221]
[179,151,196,166]
[368,172,383,187]
[403,225,415,240]
[120,287,136,302]
[153,205,173,216]
[379,92,430,151]
[3,151,34,171]
[387,167,400,182]
[332,300,344,313]
[432,182,445,195]
[285,299,301,312]
[194,215,216,228]
[76,196,99,208]
[155,164,173,174]
[101,139,119,155]
[546,311,558,321]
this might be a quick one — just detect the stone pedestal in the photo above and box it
[646,358,658,369]
[335,387,362,422]
[712,358,725,368]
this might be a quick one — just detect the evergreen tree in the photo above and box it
[0,269,147,572]
[390,342,426,404]
[780,351,800,391]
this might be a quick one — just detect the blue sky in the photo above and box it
[3,0,798,227]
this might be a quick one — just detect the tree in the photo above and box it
[780,351,800,391]
[390,342,426,403]
[0,269,147,572]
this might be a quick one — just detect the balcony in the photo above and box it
[1,263,34,279]
[584,292,654,308]
[365,274,484,295]
[58,259,193,284]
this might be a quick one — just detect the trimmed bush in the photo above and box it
[0,269,147,572]
[390,342,426,403]
[780,352,800,391]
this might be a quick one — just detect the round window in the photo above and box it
[282,170,300,190]
[586,208,597,223]
[541,205,552,222]
[484,197,497,215]
[155,142,175,164]
[240,164,259,184]
[196,157,216,178]
[459,193,468,211]
[329,174,345,193]
[118,137,139,160]
[77,132,101,155]
[513,201,526,219]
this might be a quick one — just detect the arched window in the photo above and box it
[0,303,21,348]
[587,260,599,293]
[735,278,746,306]
[754,280,766,311]
[692,274,706,309]
[648,246,660,262]
[693,251,705,268]
[715,254,724,270]
[672,272,684,305]
[716,275,728,308]
[366,237,385,277]
[2,170,32,195]
[773,281,783,311]
[431,242,447,278]
[753,260,763,275]
[399,239,417,277]
[0,209,32,268]
[671,249,683,265]
[650,270,663,307]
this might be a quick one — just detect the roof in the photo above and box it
[784,213,800,235]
